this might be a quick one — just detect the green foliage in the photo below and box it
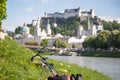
[25,41,39,46]
[0,38,111,80]
[0,0,7,31]
[51,17,80,36]
[7,31,15,38]
[83,30,120,50]
[54,39,68,48]
[60,41,68,48]
[40,39,49,47]
[30,26,34,35]
[15,26,21,34]
[111,30,120,48]
[97,30,111,49]
[101,20,120,31]
[86,36,97,49]
[72,44,76,48]
[0,21,2,31]
[54,39,61,48]
[27,24,34,35]
[0,0,7,20]
[0,38,47,80]
[51,25,57,35]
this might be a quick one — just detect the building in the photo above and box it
[39,7,95,26]
[33,17,52,37]
[17,17,52,44]
[0,32,7,39]
[44,7,94,19]
[20,23,34,38]
[16,7,103,49]
[77,17,103,38]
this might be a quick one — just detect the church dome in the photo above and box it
[20,25,29,32]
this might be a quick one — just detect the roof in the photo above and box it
[20,26,29,32]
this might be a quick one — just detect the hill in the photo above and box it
[0,38,111,80]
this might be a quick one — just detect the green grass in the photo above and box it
[0,38,111,80]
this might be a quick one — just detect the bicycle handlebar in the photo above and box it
[31,53,58,76]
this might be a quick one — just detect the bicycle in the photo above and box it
[31,52,58,76]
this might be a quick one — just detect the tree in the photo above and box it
[54,39,61,48]
[83,37,97,49]
[54,39,68,48]
[82,38,89,49]
[112,20,120,30]
[0,0,7,31]
[8,31,15,38]
[15,26,21,34]
[101,20,120,31]
[72,44,75,48]
[111,30,120,49]
[87,36,97,49]
[60,41,68,48]
[96,30,111,49]
[27,24,34,35]
[40,39,49,47]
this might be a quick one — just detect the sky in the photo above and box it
[2,0,120,31]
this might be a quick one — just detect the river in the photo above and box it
[47,56,120,80]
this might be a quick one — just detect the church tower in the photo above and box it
[91,25,97,36]
[46,19,51,36]
[87,17,91,30]
[78,7,81,17]
[77,26,83,38]
[34,17,41,37]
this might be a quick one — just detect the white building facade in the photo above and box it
[33,18,52,37]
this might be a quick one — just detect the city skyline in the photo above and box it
[2,0,120,31]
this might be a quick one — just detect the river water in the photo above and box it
[47,56,120,80]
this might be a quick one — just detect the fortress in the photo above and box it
[38,7,95,26]
[31,7,103,38]
[44,7,94,19]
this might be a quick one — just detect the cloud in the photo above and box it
[99,16,120,23]
[24,0,35,1]
[24,0,55,4]
[41,0,54,4]
[25,7,35,12]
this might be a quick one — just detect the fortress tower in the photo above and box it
[90,9,94,18]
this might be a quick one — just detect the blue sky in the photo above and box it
[2,0,120,31]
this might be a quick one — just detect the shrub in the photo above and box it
[25,41,39,46]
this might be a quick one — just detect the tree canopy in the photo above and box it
[0,0,7,20]
[54,39,68,48]
[101,20,120,31]
[40,39,49,47]
[0,0,7,31]
[83,30,120,50]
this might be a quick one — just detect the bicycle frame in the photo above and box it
[31,53,58,76]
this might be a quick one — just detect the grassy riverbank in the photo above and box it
[79,51,120,58]
[0,38,111,80]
